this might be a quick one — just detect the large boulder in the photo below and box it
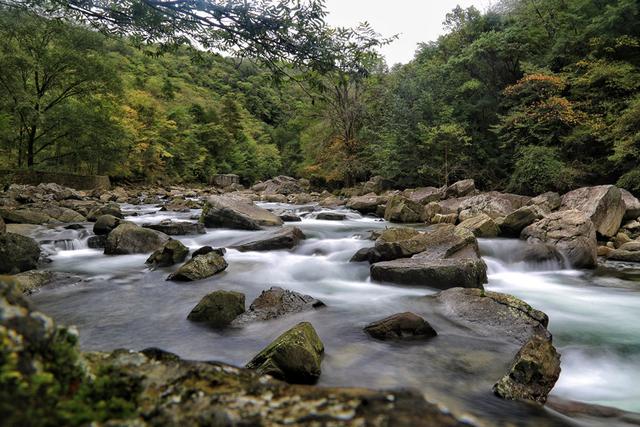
[521,210,597,268]
[458,192,530,222]
[456,213,499,238]
[606,241,640,263]
[146,239,189,268]
[104,222,169,255]
[501,206,543,237]
[493,334,561,404]
[232,287,325,325]
[232,227,306,252]
[405,187,443,205]
[364,312,437,341]
[0,233,40,274]
[167,251,228,281]
[142,220,206,236]
[621,189,640,220]
[246,322,324,384]
[361,175,393,194]
[93,214,120,236]
[560,185,625,237]
[0,206,55,224]
[346,193,381,214]
[187,290,246,327]
[529,192,561,213]
[200,195,283,230]
[444,179,475,198]
[384,195,423,223]
[370,225,487,289]
[429,287,560,405]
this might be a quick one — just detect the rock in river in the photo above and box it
[146,239,189,268]
[167,251,228,281]
[560,185,625,237]
[370,224,487,289]
[104,222,169,255]
[246,321,324,384]
[232,287,325,325]
[384,195,423,223]
[93,214,120,236]
[231,226,306,251]
[143,220,205,235]
[364,312,437,341]
[187,290,246,327]
[455,213,500,238]
[521,210,597,268]
[0,232,40,274]
[200,195,283,230]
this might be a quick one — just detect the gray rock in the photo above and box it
[201,195,283,230]
[187,290,246,327]
[232,287,325,325]
[11,270,54,294]
[621,188,640,221]
[87,235,107,249]
[0,232,40,274]
[146,239,189,268]
[316,212,346,221]
[232,227,306,252]
[143,220,205,235]
[444,179,475,198]
[93,214,120,236]
[501,206,543,237]
[530,192,561,213]
[561,185,625,237]
[521,210,597,268]
[346,193,381,214]
[364,312,437,341]
[405,187,443,205]
[86,203,122,222]
[384,195,423,223]
[104,222,169,255]
[458,192,530,222]
[253,176,303,195]
[167,251,228,281]
[370,225,487,289]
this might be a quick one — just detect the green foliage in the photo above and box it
[617,170,640,195]
[507,146,575,195]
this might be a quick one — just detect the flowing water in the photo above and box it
[25,201,640,425]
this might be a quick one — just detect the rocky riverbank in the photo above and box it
[1,176,640,425]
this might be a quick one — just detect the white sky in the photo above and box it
[324,0,494,65]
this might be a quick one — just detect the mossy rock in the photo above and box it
[146,239,189,268]
[167,251,228,281]
[246,322,324,384]
[0,232,40,274]
[187,290,245,327]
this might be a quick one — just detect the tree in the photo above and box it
[418,123,471,187]
[0,8,120,168]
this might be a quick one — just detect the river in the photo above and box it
[26,201,640,426]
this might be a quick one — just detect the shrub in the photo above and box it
[507,146,575,195]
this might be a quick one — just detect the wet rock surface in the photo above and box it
[167,251,228,281]
[104,222,169,255]
[142,219,205,235]
[0,232,40,274]
[231,226,306,251]
[187,290,246,327]
[364,312,437,341]
[201,195,283,229]
[146,239,189,268]
[232,287,325,325]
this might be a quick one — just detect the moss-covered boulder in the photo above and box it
[456,213,500,238]
[146,239,189,268]
[187,290,245,327]
[11,270,54,294]
[246,322,324,384]
[104,222,169,255]
[86,203,123,222]
[384,195,423,223]
[167,251,228,281]
[0,232,40,274]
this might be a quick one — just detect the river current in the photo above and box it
[26,201,640,425]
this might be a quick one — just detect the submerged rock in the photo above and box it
[232,226,306,252]
[167,251,228,281]
[232,287,325,325]
[246,322,324,384]
[146,239,189,268]
[521,210,597,268]
[187,290,246,327]
[316,212,346,221]
[561,185,625,238]
[104,222,169,255]
[200,195,283,230]
[493,334,561,404]
[0,232,40,274]
[364,312,437,341]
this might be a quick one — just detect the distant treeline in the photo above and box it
[1,1,639,194]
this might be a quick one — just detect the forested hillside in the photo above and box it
[1,0,639,194]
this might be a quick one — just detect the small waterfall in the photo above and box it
[479,238,566,273]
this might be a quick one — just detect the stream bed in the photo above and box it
[26,202,640,426]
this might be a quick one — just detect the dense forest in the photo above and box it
[1,0,639,194]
